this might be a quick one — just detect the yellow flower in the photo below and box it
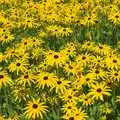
[62,102,77,115]
[11,83,30,102]
[76,53,91,66]
[105,54,120,70]
[81,41,95,51]
[88,82,111,101]
[8,59,29,74]
[0,71,11,88]
[79,94,94,106]
[89,68,106,79]
[108,70,120,82]
[45,50,67,66]
[61,89,78,103]
[94,44,112,55]
[116,96,120,103]
[24,99,48,119]
[36,72,57,89]
[0,53,4,62]
[51,78,70,94]
[63,108,88,120]
[4,47,19,60]
[100,103,112,114]
[108,10,120,25]
[0,33,14,44]
[16,72,35,86]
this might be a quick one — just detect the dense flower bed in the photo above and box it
[0,0,120,120]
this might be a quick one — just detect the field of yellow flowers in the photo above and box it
[0,0,120,120]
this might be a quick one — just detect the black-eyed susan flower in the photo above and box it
[24,98,48,119]
[100,103,112,115]
[79,94,94,106]
[45,50,67,66]
[0,53,4,62]
[16,72,35,86]
[94,44,112,55]
[0,71,11,88]
[108,11,120,25]
[88,82,111,101]
[105,54,120,70]
[81,41,95,51]
[8,59,29,74]
[61,89,78,103]
[108,70,120,82]
[62,102,77,115]
[11,83,30,102]
[63,107,88,120]
[0,33,14,44]
[89,68,106,79]
[36,71,57,89]
[51,78,70,94]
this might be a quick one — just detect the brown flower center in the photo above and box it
[24,75,29,79]
[99,46,103,49]
[87,43,90,46]
[68,106,72,109]
[68,96,72,99]
[97,88,102,93]
[43,76,48,80]
[95,70,99,74]
[54,55,59,59]
[57,81,62,85]
[114,73,118,76]
[113,59,117,63]
[115,15,119,18]
[82,56,86,60]
[16,63,21,66]
[24,42,27,45]
[4,36,8,39]
[69,117,74,120]
[32,104,38,109]
[63,28,66,31]
[86,78,90,81]
[0,75,4,79]
[69,65,73,69]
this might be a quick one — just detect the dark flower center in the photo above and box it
[88,17,91,20]
[54,55,59,59]
[95,70,99,74]
[43,76,48,80]
[87,43,90,46]
[86,78,90,81]
[24,42,27,45]
[115,15,119,18]
[113,59,117,63]
[114,73,118,76]
[68,106,72,109]
[69,117,74,120]
[85,98,88,101]
[97,88,102,93]
[82,56,86,60]
[4,36,8,39]
[57,81,62,85]
[97,60,100,62]
[24,75,29,79]
[16,63,21,66]
[63,28,66,31]
[69,65,73,69]
[32,104,38,109]
[99,46,103,49]
[0,75,4,79]
[68,96,72,99]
